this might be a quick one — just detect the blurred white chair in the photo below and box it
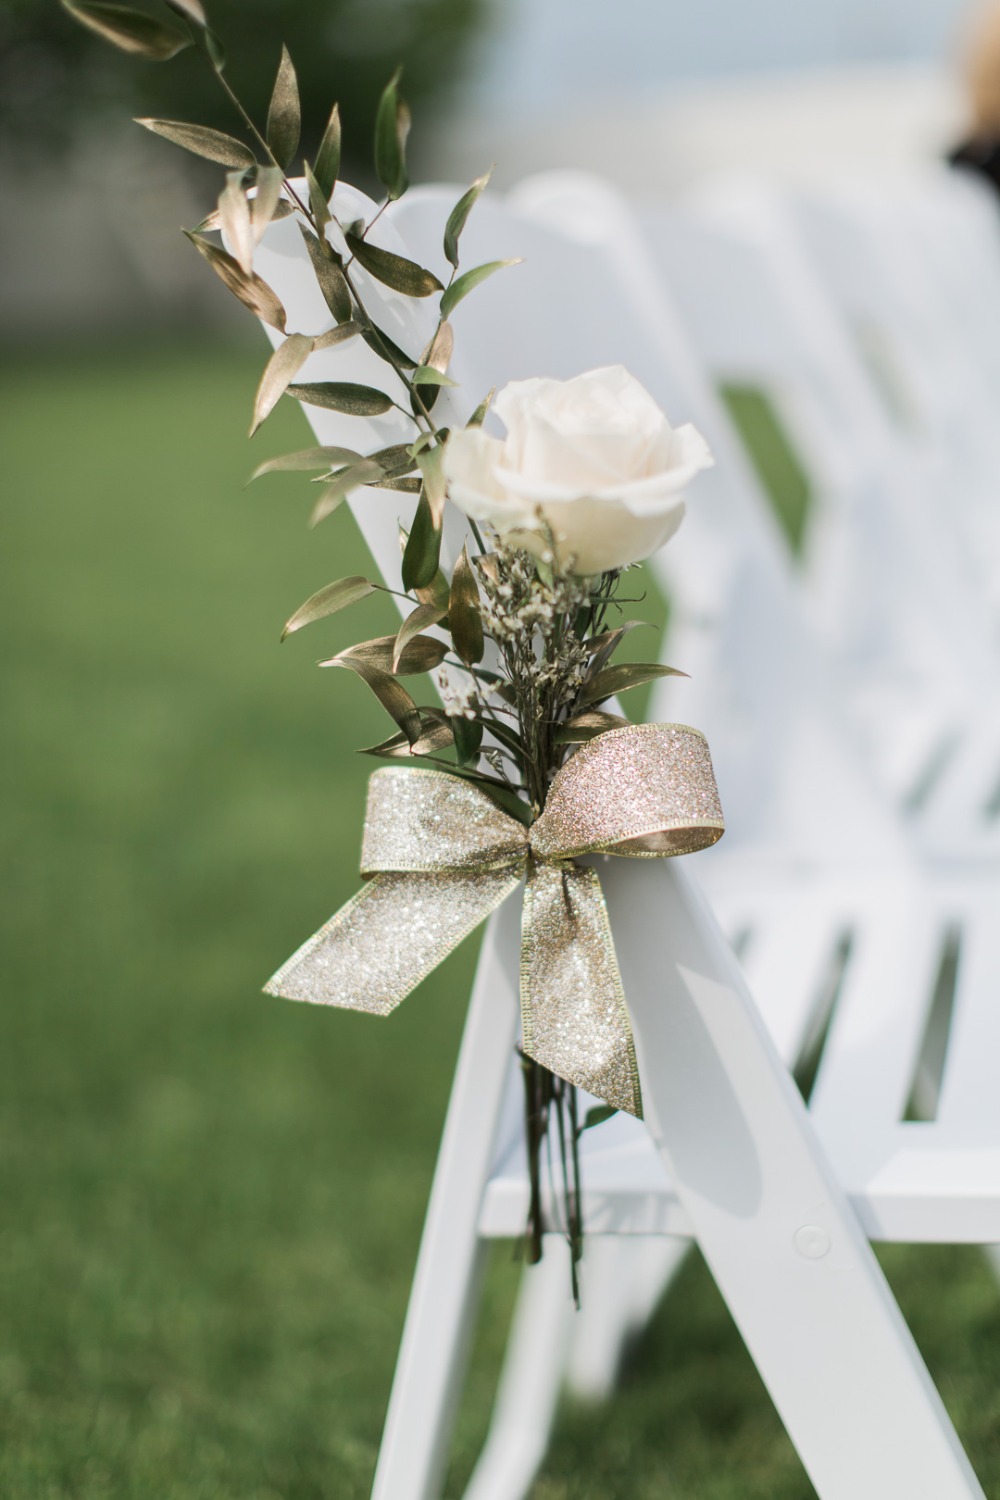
[249,179,991,1499]
[661,175,1000,862]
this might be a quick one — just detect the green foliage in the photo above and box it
[60,0,193,59]
[444,170,490,268]
[281,575,377,640]
[374,67,410,201]
[284,381,393,416]
[345,233,443,298]
[440,257,521,317]
[135,115,256,165]
[449,544,484,665]
[265,44,300,170]
[313,102,342,201]
[401,491,442,591]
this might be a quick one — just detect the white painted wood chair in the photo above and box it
[651,174,1000,863]
[398,175,1000,1496]
[249,180,994,1498]
[494,167,1000,1416]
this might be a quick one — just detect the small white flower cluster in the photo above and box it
[479,547,589,646]
[434,668,480,720]
[479,544,592,708]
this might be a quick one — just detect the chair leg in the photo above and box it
[461,1238,576,1500]
[370,902,522,1500]
[565,1236,689,1403]
[603,859,985,1500]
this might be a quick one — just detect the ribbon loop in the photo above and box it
[361,767,528,876]
[530,723,725,861]
[265,723,724,1118]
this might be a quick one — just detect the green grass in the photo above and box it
[719,383,813,557]
[2,344,1000,1498]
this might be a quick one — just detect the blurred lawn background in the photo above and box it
[4,0,1000,1492]
[4,336,1000,1500]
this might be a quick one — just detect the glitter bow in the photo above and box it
[264,723,724,1116]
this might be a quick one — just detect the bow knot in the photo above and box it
[265,723,723,1116]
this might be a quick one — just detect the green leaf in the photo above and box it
[195,198,293,234]
[586,620,652,675]
[346,234,443,299]
[303,161,330,233]
[554,710,630,744]
[414,443,446,524]
[161,0,206,24]
[393,602,447,673]
[299,226,353,324]
[315,103,342,202]
[367,475,422,494]
[183,231,285,331]
[266,45,300,171]
[324,657,422,744]
[251,166,285,242]
[281,576,376,640]
[467,387,496,428]
[440,259,521,319]
[360,713,454,759]
[579,1105,617,1135]
[218,172,254,274]
[411,366,457,388]
[420,319,454,374]
[61,0,192,59]
[449,545,484,665]
[580,662,688,706]
[403,547,450,610]
[307,461,385,526]
[250,333,314,437]
[374,68,410,201]
[401,493,442,592]
[312,320,362,351]
[360,323,419,369]
[286,382,393,417]
[480,716,524,761]
[451,714,483,768]
[250,445,363,480]
[368,443,416,476]
[335,633,448,677]
[137,117,254,166]
[444,170,491,268]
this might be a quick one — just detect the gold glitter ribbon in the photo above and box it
[264,723,724,1116]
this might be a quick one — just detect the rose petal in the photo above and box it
[445,369,713,574]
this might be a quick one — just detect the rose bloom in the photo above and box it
[442,365,713,575]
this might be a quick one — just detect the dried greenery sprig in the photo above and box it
[64,0,694,1294]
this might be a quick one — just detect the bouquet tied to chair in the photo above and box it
[65,0,724,1293]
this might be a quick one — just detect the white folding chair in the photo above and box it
[665,175,1000,862]
[248,180,992,1498]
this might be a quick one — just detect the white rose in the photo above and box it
[442,365,713,575]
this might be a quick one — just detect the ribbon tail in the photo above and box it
[520,863,643,1118]
[265,867,523,1015]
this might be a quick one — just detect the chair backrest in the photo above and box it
[671,176,1000,857]
[781,182,1000,605]
[248,174,909,868]
[389,180,910,869]
[627,178,997,812]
